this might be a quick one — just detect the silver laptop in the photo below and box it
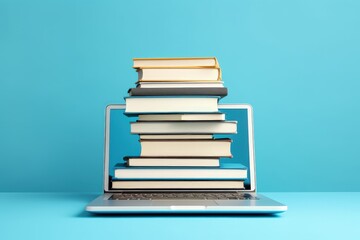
[86,104,287,214]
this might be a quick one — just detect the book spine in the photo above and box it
[128,88,228,97]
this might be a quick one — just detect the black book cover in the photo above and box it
[128,87,228,97]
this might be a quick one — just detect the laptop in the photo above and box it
[86,104,287,214]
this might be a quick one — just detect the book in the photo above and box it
[111,180,245,189]
[137,68,221,82]
[138,113,225,121]
[124,97,218,113]
[131,121,237,134]
[128,87,228,97]
[124,157,220,167]
[138,81,224,88]
[133,57,219,68]
[139,134,213,140]
[139,139,232,157]
[114,162,247,179]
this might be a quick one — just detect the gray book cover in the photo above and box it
[128,87,228,97]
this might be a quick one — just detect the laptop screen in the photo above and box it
[105,104,255,191]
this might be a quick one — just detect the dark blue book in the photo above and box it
[128,87,228,98]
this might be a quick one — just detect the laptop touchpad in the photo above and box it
[151,200,218,206]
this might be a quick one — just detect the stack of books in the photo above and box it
[112,57,247,190]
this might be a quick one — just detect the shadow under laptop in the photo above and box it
[76,211,283,218]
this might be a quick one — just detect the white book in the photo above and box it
[137,68,221,81]
[112,180,245,189]
[125,157,220,167]
[133,57,219,68]
[138,82,224,88]
[139,139,232,157]
[114,162,246,179]
[139,135,213,140]
[138,113,225,121]
[131,121,237,134]
[125,97,218,113]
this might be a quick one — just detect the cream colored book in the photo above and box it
[138,113,225,121]
[114,162,246,179]
[139,135,213,140]
[131,121,237,134]
[138,81,224,88]
[133,57,219,68]
[124,97,218,113]
[124,157,220,167]
[112,180,245,189]
[139,139,232,157]
[137,68,221,82]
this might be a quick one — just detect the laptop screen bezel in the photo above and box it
[103,104,256,193]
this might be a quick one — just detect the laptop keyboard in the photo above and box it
[110,192,258,200]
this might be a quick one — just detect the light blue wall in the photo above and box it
[1,0,359,192]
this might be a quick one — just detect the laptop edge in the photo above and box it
[86,104,287,214]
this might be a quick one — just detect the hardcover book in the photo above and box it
[128,87,227,97]
[125,96,219,113]
[111,180,245,189]
[139,138,232,157]
[138,113,225,121]
[137,68,221,81]
[137,81,224,88]
[139,134,214,140]
[133,57,219,68]
[114,162,247,179]
[131,121,237,134]
[124,157,220,167]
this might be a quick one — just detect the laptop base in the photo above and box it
[86,193,287,214]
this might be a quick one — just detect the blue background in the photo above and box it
[1,0,359,192]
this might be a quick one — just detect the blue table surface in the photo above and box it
[1,192,359,240]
